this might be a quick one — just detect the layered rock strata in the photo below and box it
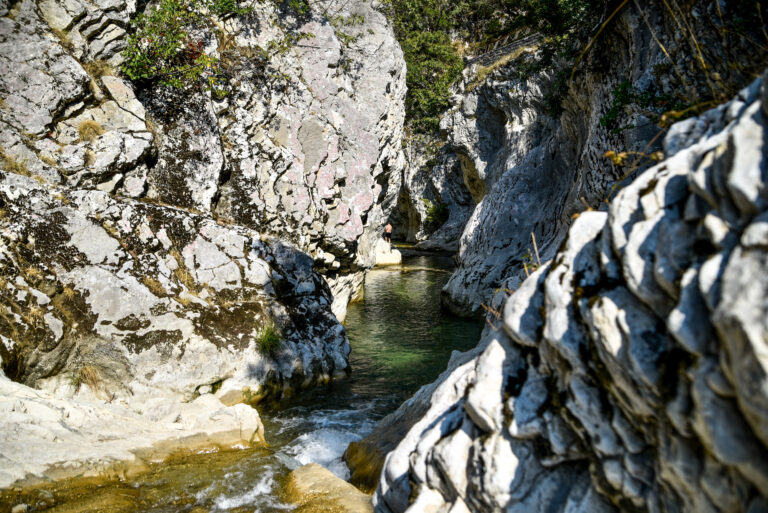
[372,74,768,513]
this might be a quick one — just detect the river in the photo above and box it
[4,254,481,512]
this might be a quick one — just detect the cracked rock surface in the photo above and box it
[371,74,768,513]
[0,0,405,486]
[0,0,406,321]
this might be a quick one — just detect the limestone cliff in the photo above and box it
[0,0,405,396]
[394,1,767,318]
[372,74,768,513]
[0,0,406,322]
[0,0,405,486]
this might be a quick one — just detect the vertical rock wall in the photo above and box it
[0,0,406,404]
[0,0,407,323]
[373,74,768,513]
[400,1,767,318]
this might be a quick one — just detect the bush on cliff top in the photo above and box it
[121,0,250,93]
[383,0,605,132]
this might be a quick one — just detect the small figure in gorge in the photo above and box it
[384,223,393,247]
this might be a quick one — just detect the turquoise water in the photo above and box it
[3,255,482,512]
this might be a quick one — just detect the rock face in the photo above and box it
[424,1,768,318]
[0,0,408,395]
[0,172,348,408]
[0,0,405,488]
[0,0,406,322]
[0,371,264,488]
[372,75,768,513]
[389,134,476,252]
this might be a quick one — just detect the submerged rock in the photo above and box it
[285,463,373,513]
[371,74,768,512]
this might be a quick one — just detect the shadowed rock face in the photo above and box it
[404,1,768,318]
[371,75,768,513]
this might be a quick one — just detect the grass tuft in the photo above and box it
[78,120,105,143]
[142,276,168,297]
[70,365,102,394]
[82,60,116,79]
[0,149,31,177]
[256,321,282,355]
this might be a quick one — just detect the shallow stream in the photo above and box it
[3,254,481,512]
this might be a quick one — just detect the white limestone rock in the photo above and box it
[0,372,265,489]
[370,73,768,513]
[0,172,350,416]
[374,238,402,266]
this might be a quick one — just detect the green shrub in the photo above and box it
[382,0,604,132]
[599,81,686,134]
[422,198,449,232]
[256,321,282,355]
[121,0,250,92]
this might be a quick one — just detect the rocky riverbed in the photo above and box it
[1,0,768,511]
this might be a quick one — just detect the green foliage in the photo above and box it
[382,0,465,132]
[121,0,250,92]
[382,0,604,132]
[256,321,282,355]
[543,68,569,117]
[421,198,449,232]
[287,0,311,15]
[329,13,365,46]
[600,81,683,134]
[402,32,463,132]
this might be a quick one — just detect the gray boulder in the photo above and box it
[0,172,349,408]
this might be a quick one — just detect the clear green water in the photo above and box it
[3,255,481,512]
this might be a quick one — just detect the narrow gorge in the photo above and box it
[0,0,767,512]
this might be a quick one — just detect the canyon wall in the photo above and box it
[396,1,766,318]
[0,0,405,398]
[0,0,405,486]
[0,0,406,322]
[373,73,768,513]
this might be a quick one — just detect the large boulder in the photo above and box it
[372,73,768,513]
[0,172,348,408]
